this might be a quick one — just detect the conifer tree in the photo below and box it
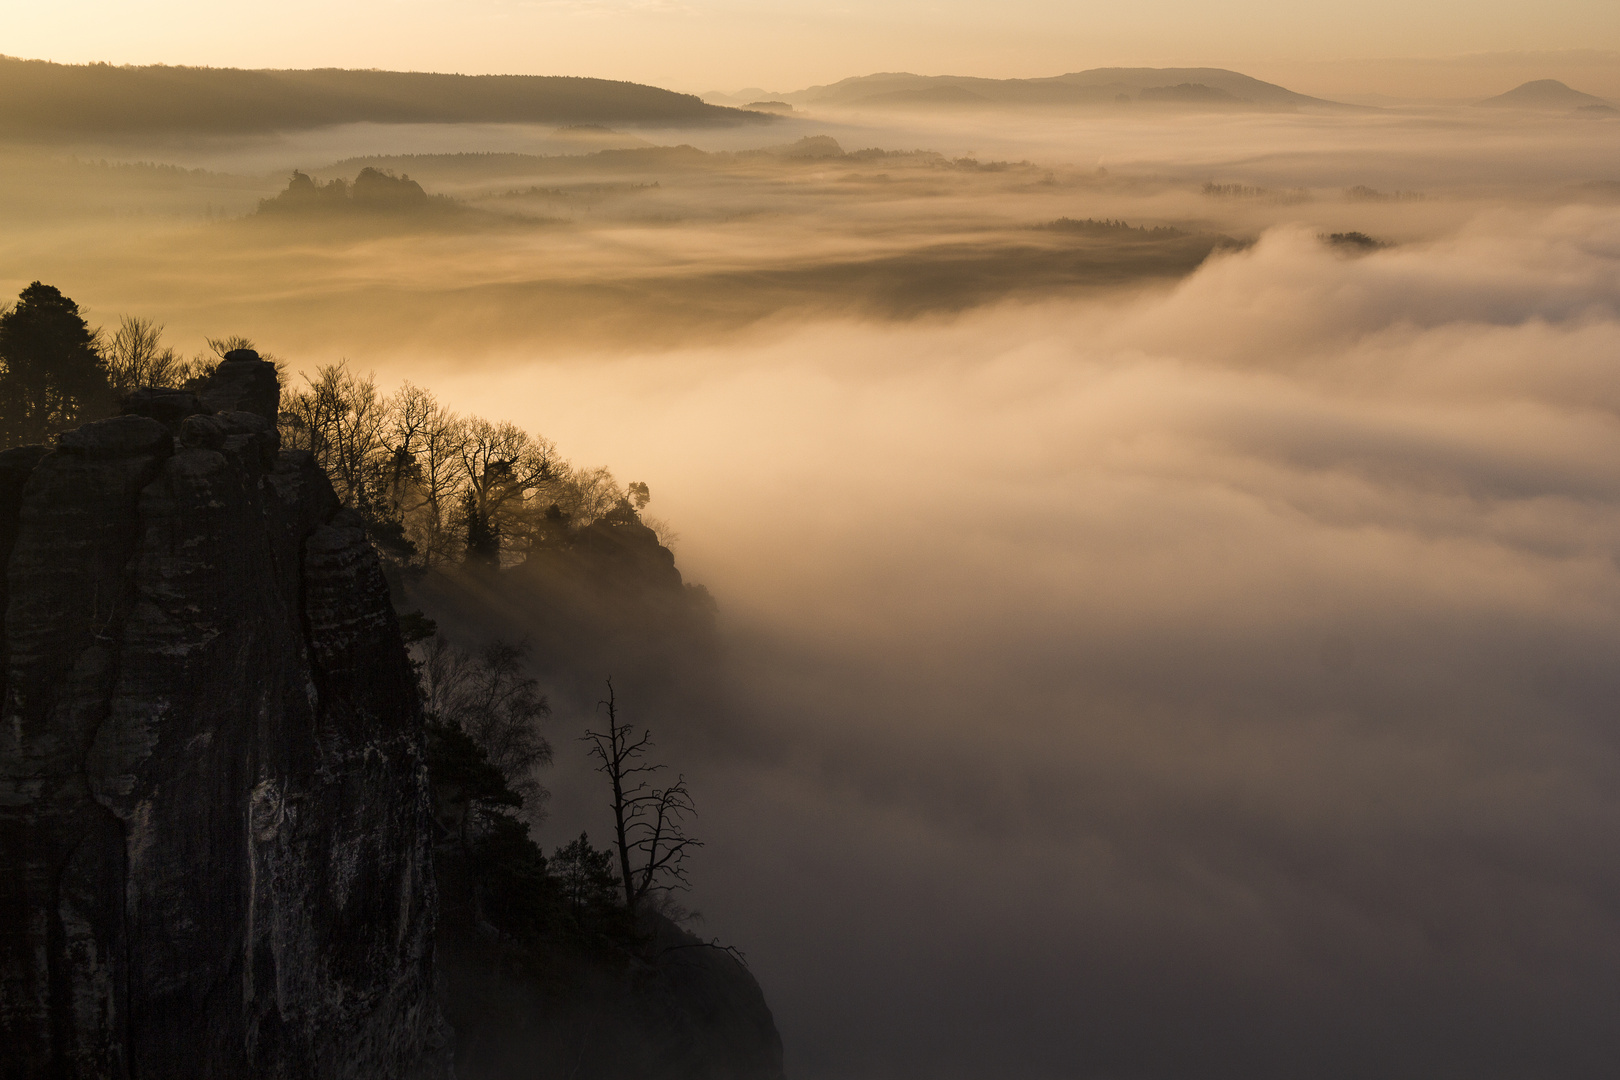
[0,282,111,447]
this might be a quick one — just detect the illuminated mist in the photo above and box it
[455,210,1620,1078]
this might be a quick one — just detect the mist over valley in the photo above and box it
[3,46,1620,1080]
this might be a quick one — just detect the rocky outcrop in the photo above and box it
[0,356,449,1079]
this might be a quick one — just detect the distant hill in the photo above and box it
[771,67,1364,112]
[0,55,768,137]
[1476,79,1613,110]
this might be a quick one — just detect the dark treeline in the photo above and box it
[1322,230,1390,250]
[1202,181,1312,203]
[1039,216,1186,237]
[1345,184,1427,202]
[277,340,744,1073]
[0,56,767,136]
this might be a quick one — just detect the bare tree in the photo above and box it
[555,465,624,526]
[457,417,563,566]
[206,334,257,358]
[381,383,467,565]
[582,680,702,916]
[281,361,386,512]
[104,315,182,394]
[417,636,552,824]
[379,381,437,511]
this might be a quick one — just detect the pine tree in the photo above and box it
[0,282,112,447]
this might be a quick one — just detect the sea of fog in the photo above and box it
[436,208,1620,1078]
[7,103,1620,1077]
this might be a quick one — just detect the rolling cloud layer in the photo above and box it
[491,209,1620,1078]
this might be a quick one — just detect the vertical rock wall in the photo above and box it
[0,357,449,1079]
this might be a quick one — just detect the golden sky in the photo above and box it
[8,0,1620,98]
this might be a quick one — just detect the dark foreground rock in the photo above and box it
[438,909,784,1080]
[0,356,449,1079]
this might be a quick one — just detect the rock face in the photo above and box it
[0,356,450,1079]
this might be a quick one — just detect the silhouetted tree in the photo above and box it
[0,282,111,446]
[380,382,465,563]
[583,680,702,917]
[458,417,562,567]
[557,464,627,526]
[105,315,182,395]
[284,362,386,506]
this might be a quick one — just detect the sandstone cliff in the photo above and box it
[0,355,449,1079]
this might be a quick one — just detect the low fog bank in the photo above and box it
[441,208,1620,1078]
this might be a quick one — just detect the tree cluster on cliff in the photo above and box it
[0,280,660,577]
[276,361,659,572]
[0,282,268,448]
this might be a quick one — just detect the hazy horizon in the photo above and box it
[6,0,1620,104]
[5,50,1620,105]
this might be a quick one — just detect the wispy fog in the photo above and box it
[6,102,1620,1077]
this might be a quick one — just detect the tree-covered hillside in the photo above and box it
[0,56,771,136]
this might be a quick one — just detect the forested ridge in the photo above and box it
[0,55,770,136]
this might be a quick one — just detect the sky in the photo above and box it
[6,0,1620,99]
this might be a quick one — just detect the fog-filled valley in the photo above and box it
[5,64,1620,1078]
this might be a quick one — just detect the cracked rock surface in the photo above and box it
[0,357,450,1079]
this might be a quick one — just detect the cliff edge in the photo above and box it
[0,355,450,1078]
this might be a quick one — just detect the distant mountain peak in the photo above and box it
[1476,79,1613,109]
[778,66,1364,112]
